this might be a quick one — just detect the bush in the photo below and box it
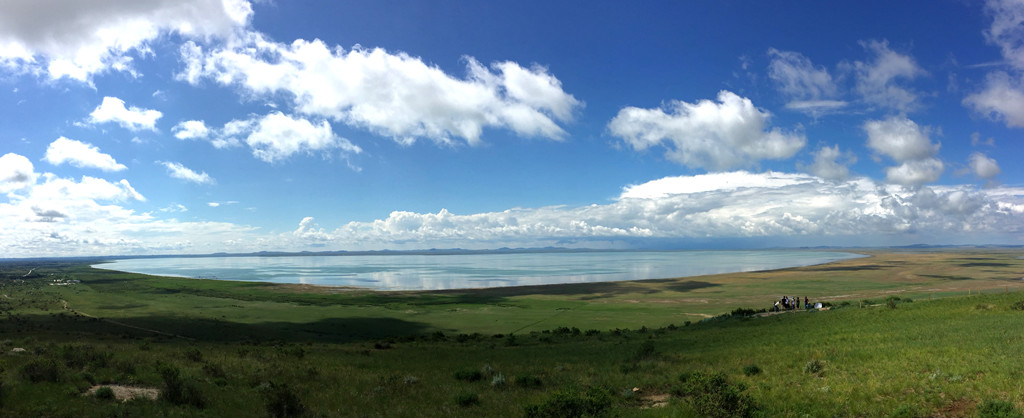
[159,365,205,409]
[95,386,115,400]
[515,373,543,388]
[674,371,758,418]
[803,359,825,375]
[731,307,757,317]
[454,392,479,407]
[20,358,61,383]
[978,399,1023,418]
[184,347,203,362]
[523,386,612,418]
[453,369,483,382]
[264,382,305,418]
[633,340,657,360]
[1011,301,1024,311]
[742,364,762,376]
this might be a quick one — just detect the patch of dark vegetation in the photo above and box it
[674,371,759,418]
[94,386,115,400]
[453,369,483,382]
[1011,300,1024,311]
[919,274,975,281]
[19,358,61,383]
[804,264,885,272]
[742,364,761,376]
[803,359,825,375]
[515,373,543,389]
[730,307,762,317]
[665,280,721,293]
[523,386,612,418]
[263,381,306,418]
[957,262,1012,268]
[159,364,206,409]
[454,392,480,407]
[978,399,1023,418]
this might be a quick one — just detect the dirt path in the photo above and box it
[60,299,193,340]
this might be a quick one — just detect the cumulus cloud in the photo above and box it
[799,145,856,181]
[864,116,943,186]
[968,152,1002,179]
[0,0,252,82]
[852,40,926,112]
[767,48,846,115]
[173,120,211,140]
[964,71,1024,127]
[43,137,127,172]
[283,171,1024,249]
[243,112,360,162]
[159,161,214,184]
[179,34,581,145]
[88,97,162,131]
[607,90,806,170]
[0,153,39,194]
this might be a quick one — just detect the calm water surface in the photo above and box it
[94,251,865,291]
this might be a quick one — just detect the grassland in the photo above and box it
[0,249,1022,416]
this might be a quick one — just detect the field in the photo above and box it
[0,249,1023,416]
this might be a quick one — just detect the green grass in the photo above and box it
[0,250,1023,416]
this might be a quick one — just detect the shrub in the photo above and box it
[453,369,483,382]
[515,373,543,388]
[523,386,612,418]
[95,386,115,400]
[674,371,758,418]
[742,364,762,376]
[978,399,1023,418]
[584,329,600,336]
[803,359,825,375]
[731,307,757,317]
[159,365,205,409]
[20,358,61,383]
[633,340,657,360]
[454,392,479,407]
[1011,301,1024,311]
[184,347,203,362]
[264,382,305,418]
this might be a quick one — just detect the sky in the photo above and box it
[2,0,1024,258]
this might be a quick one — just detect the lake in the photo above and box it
[93,250,865,291]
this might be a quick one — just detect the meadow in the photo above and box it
[0,249,1022,416]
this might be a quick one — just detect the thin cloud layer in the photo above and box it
[964,0,1024,126]
[160,161,214,184]
[179,34,582,146]
[176,113,362,163]
[852,40,926,113]
[767,49,846,115]
[608,91,806,170]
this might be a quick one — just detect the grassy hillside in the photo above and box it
[0,250,1022,416]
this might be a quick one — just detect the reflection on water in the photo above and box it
[94,251,865,291]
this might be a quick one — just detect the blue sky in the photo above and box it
[2,0,1024,257]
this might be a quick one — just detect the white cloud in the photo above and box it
[984,0,1024,70]
[767,48,846,115]
[88,97,162,131]
[159,161,214,184]
[864,117,939,161]
[864,116,943,186]
[607,90,806,170]
[180,35,581,145]
[43,137,127,172]
[964,71,1024,127]
[968,152,1002,179]
[173,120,211,140]
[284,172,1024,249]
[800,145,856,181]
[852,40,926,112]
[885,159,945,186]
[244,112,360,163]
[0,153,38,194]
[0,0,252,82]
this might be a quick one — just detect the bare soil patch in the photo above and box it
[84,385,160,402]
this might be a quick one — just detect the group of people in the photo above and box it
[773,295,808,312]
